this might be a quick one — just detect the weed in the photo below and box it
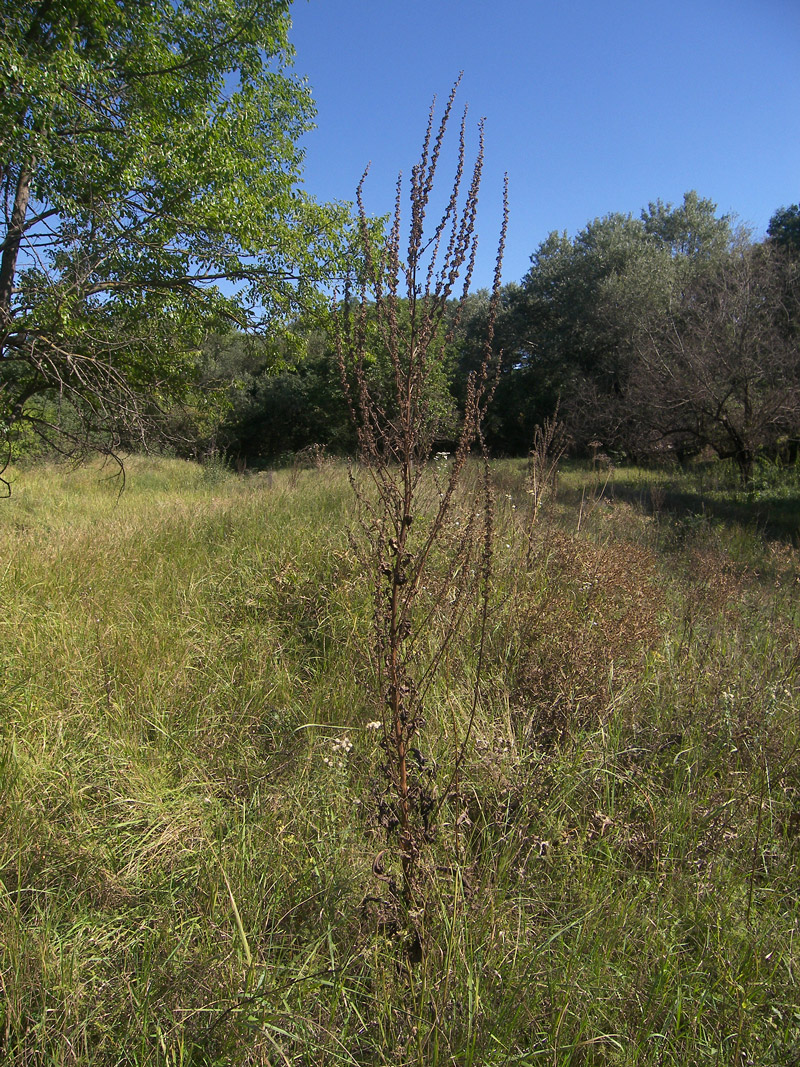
[337,81,507,909]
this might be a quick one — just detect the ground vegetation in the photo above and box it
[1,454,798,1064]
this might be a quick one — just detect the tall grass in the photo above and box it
[1,454,798,1064]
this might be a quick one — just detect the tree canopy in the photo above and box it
[631,242,800,480]
[0,0,348,471]
[483,193,799,478]
[470,194,735,453]
[768,204,800,257]
[202,190,799,478]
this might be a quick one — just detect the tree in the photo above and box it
[0,0,348,480]
[499,212,674,450]
[767,204,800,257]
[630,243,800,481]
[641,190,734,259]
[453,282,551,454]
[201,324,355,460]
[491,193,736,454]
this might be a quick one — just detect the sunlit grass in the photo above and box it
[1,454,798,1064]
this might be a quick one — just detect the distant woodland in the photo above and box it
[2,1,799,485]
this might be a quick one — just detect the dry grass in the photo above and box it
[0,454,798,1064]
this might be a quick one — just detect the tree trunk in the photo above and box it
[737,448,754,486]
[0,164,33,323]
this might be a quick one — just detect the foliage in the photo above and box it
[0,0,349,478]
[185,326,354,462]
[631,242,800,481]
[488,193,736,452]
[641,189,735,259]
[477,192,800,478]
[768,203,800,256]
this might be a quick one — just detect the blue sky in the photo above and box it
[288,0,800,290]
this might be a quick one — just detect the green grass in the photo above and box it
[562,455,800,543]
[1,454,799,1064]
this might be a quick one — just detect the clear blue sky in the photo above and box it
[288,0,800,290]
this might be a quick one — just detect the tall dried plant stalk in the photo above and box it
[525,409,567,562]
[338,81,508,905]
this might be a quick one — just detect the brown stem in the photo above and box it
[390,458,415,901]
[0,164,33,323]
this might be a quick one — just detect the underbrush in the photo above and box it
[1,456,798,1065]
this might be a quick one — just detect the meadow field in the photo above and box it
[1,455,799,1066]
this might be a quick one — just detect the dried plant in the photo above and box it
[524,408,567,559]
[337,81,507,906]
[512,533,664,746]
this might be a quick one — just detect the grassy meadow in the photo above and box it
[1,454,799,1065]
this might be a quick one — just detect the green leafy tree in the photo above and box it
[767,204,800,257]
[0,0,348,477]
[454,283,555,454]
[493,193,735,454]
[203,323,355,460]
[500,213,672,450]
[641,190,734,259]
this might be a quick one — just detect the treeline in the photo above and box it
[3,3,798,487]
[187,194,800,482]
